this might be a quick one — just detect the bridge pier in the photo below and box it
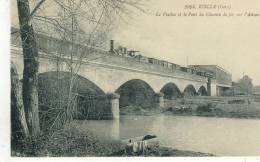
[107,93,120,119]
[155,92,164,107]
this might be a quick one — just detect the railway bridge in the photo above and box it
[11,31,211,119]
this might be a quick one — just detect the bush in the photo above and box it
[196,103,212,112]
[12,124,124,157]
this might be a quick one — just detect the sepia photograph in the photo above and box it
[1,0,260,160]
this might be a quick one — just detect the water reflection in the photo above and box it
[110,119,119,140]
[75,115,260,156]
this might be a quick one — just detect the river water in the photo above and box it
[74,115,260,156]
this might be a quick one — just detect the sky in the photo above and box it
[10,0,260,85]
[111,0,260,85]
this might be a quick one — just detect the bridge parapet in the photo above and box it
[11,28,208,84]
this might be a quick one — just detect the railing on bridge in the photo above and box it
[11,27,212,80]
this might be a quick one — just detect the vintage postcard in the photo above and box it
[1,0,260,160]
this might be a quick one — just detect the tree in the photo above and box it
[33,0,147,129]
[16,0,40,137]
[15,0,146,134]
[234,75,254,95]
[11,62,29,149]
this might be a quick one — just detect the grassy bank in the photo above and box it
[12,121,214,157]
[120,105,162,116]
[119,100,260,119]
[164,98,260,119]
[12,123,125,157]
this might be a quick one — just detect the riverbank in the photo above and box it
[164,98,260,119]
[119,98,260,119]
[12,124,124,157]
[12,122,214,157]
[120,105,162,116]
[111,146,214,157]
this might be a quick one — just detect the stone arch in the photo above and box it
[38,71,110,124]
[183,84,197,97]
[115,79,155,108]
[38,71,105,96]
[160,82,182,99]
[197,86,207,96]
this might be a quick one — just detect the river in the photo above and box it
[74,115,260,156]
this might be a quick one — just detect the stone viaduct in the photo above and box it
[11,31,210,119]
